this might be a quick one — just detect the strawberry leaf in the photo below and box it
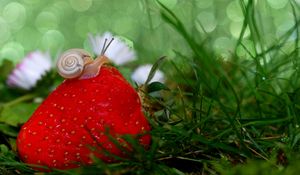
[147,81,169,93]
[0,103,38,127]
[0,59,13,82]
[0,144,35,174]
[33,70,62,97]
[145,56,166,85]
[0,124,18,137]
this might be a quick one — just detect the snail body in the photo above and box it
[57,49,110,80]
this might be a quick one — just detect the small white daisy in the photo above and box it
[88,32,136,65]
[6,51,52,90]
[131,64,165,85]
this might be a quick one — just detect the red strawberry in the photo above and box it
[17,64,151,170]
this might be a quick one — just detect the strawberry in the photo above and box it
[17,64,151,170]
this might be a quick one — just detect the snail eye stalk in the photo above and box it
[100,38,114,56]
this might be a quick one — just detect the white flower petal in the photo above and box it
[105,40,125,61]
[88,32,136,65]
[114,46,136,65]
[131,64,165,85]
[6,51,53,90]
[88,33,100,55]
[13,69,32,85]
[7,74,31,90]
[19,64,42,85]
[30,51,52,71]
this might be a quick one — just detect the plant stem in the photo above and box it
[3,94,36,108]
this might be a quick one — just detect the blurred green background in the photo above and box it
[0,0,300,174]
[0,0,297,65]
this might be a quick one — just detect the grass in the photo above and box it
[1,0,300,174]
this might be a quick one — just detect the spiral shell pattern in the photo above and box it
[57,49,90,79]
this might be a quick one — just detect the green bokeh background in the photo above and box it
[0,1,300,174]
[0,0,297,66]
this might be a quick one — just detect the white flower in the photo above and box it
[6,51,52,90]
[88,32,136,65]
[131,64,165,85]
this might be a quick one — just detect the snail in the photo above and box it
[57,38,115,79]
[57,49,110,80]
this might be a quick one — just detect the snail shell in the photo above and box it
[57,49,110,80]
[57,49,93,79]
